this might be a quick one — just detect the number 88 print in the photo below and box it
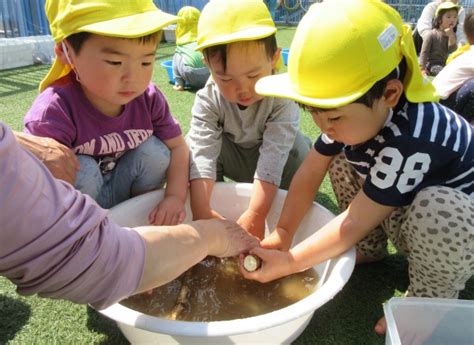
[370,147,431,193]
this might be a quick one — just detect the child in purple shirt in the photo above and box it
[24,0,189,226]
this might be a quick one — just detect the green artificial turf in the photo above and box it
[0,26,472,345]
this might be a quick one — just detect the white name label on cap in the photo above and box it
[378,24,398,51]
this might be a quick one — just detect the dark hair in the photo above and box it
[202,34,278,73]
[300,58,407,113]
[465,10,474,44]
[65,31,162,53]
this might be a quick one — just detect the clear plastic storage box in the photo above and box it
[384,297,474,345]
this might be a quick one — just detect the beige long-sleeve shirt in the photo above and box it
[187,79,300,186]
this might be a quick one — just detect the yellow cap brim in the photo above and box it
[255,73,368,108]
[79,11,177,38]
[39,11,177,92]
[257,24,438,108]
[195,26,276,51]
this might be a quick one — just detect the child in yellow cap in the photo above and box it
[23,0,189,225]
[186,0,311,239]
[172,6,210,91]
[419,1,460,76]
[241,0,473,335]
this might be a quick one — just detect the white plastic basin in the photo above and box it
[98,182,355,344]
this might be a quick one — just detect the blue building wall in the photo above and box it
[1,0,473,38]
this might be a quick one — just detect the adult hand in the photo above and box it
[14,132,79,184]
[260,226,293,251]
[239,246,294,283]
[236,208,266,240]
[136,219,259,293]
[202,219,260,257]
[149,195,186,225]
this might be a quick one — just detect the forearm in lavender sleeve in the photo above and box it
[0,122,145,310]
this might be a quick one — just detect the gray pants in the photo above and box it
[329,153,474,298]
[173,53,210,90]
[216,131,311,190]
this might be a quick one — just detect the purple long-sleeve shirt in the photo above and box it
[0,122,145,309]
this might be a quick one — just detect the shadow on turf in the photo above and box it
[294,256,474,345]
[0,295,31,343]
[86,306,130,345]
[295,254,409,345]
[0,64,50,97]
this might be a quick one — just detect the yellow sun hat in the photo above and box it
[435,1,461,17]
[256,0,438,108]
[195,0,277,51]
[176,6,200,46]
[39,0,178,92]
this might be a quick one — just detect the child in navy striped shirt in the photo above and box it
[242,0,473,336]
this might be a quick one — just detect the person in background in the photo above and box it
[186,0,311,240]
[419,1,460,76]
[0,121,259,310]
[414,0,466,53]
[433,10,474,123]
[172,6,210,91]
[241,0,473,336]
[23,0,189,227]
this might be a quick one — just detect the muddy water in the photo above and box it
[121,256,320,321]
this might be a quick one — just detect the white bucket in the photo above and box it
[98,182,355,344]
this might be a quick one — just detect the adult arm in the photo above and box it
[2,123,139,309]
[137,219,259,292]
[416,2,438,38]
[0,122,258,309]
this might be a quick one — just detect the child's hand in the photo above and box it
[239,246,293,283]
[444,27,455,37]
[260,226,293,251]
[237,209,265,240]
[148,195,186,225]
